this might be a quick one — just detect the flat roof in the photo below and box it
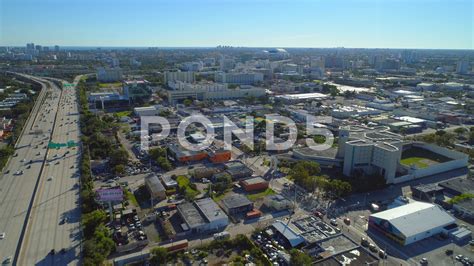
[145,174,165,194]
[370,201,455,237]
[177,202,206,228]
[275,92,328,100]
[221,194,252,209]
[272,220,305,247]
[439,177,474,195]
[242,176,267,185]
[195,198,228,223]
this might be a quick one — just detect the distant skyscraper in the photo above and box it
[26,43,36,56]
[456,60,469,74]
[54,45,60,52]
[26,43,34,50]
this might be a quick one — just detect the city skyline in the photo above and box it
[1,0,473,49]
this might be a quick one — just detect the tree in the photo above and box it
[109,147,129,167]
[454,127,467,136]
[82,210,107,238]
[150,247,168,265]
[290,249,312,266]
[113,164,125,175]
[183,98,193,106]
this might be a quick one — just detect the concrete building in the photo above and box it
[214,72,264,85]
[456,60,470,74]
[219,57,236,71]
[144,174,166,202]
[123,80,152,102]
[177,198,229,233]
[452,199,474,220]
[97,67,123,82]
[263,195,293,211]
[339,125,403,183]
[240,176,269,192]
[164,71,196,84]
[369,201,456,245]
[167,84,265,104]
[221,194,253,215]
[133,105,166,117]
[274,92,328,103]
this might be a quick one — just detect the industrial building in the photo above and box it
[176,198,229,233]
[144,174,166,202]
[168,143,231,164]
[240,176,269,192]
[369,201,456,245]
[221,194,253,215]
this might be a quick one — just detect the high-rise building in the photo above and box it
[164,71,196,84]
[456,60,469,74]
[96,67,123,82]
[214,72,264,85]
[219,56,235,72]
[54,45,60,52]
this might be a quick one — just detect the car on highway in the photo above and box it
[369,243,377,252]
[14,170,23,175]
[0,232,5,239]
[49,249,55,256]
[2,256,12,264]
[47,176,54,181]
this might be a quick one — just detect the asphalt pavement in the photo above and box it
[17,76,82,266]
[0,74,57,265]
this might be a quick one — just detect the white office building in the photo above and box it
[164,71,196,84]
[96,67,123,82]
[214,72,264,85]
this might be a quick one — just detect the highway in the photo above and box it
[0,74,56,265]
[17,76,82,265]
[0,74,81,265]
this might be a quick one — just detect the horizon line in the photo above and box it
[1,44,473,51]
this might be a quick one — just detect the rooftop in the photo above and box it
[177,202,206,228]
[370,201,455,237]
[144,174,165,194]
[439,177,474,195]
[241,176,267,185]
[195,198,228,223]
[221,194,253,209]
[272,220,305,247]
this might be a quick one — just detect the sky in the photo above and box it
[0,0,472,49]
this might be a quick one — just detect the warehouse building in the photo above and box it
[369,201,456,245]
[240,176,269,192]
[221,194,254,215]
[177,198,229,233]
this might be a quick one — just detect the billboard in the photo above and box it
[96,188,123,202]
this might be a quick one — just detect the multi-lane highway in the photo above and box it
[0,74,82,265]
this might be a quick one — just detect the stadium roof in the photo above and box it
[370,201,455,238]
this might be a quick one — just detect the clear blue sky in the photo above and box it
[0,0,472,49]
